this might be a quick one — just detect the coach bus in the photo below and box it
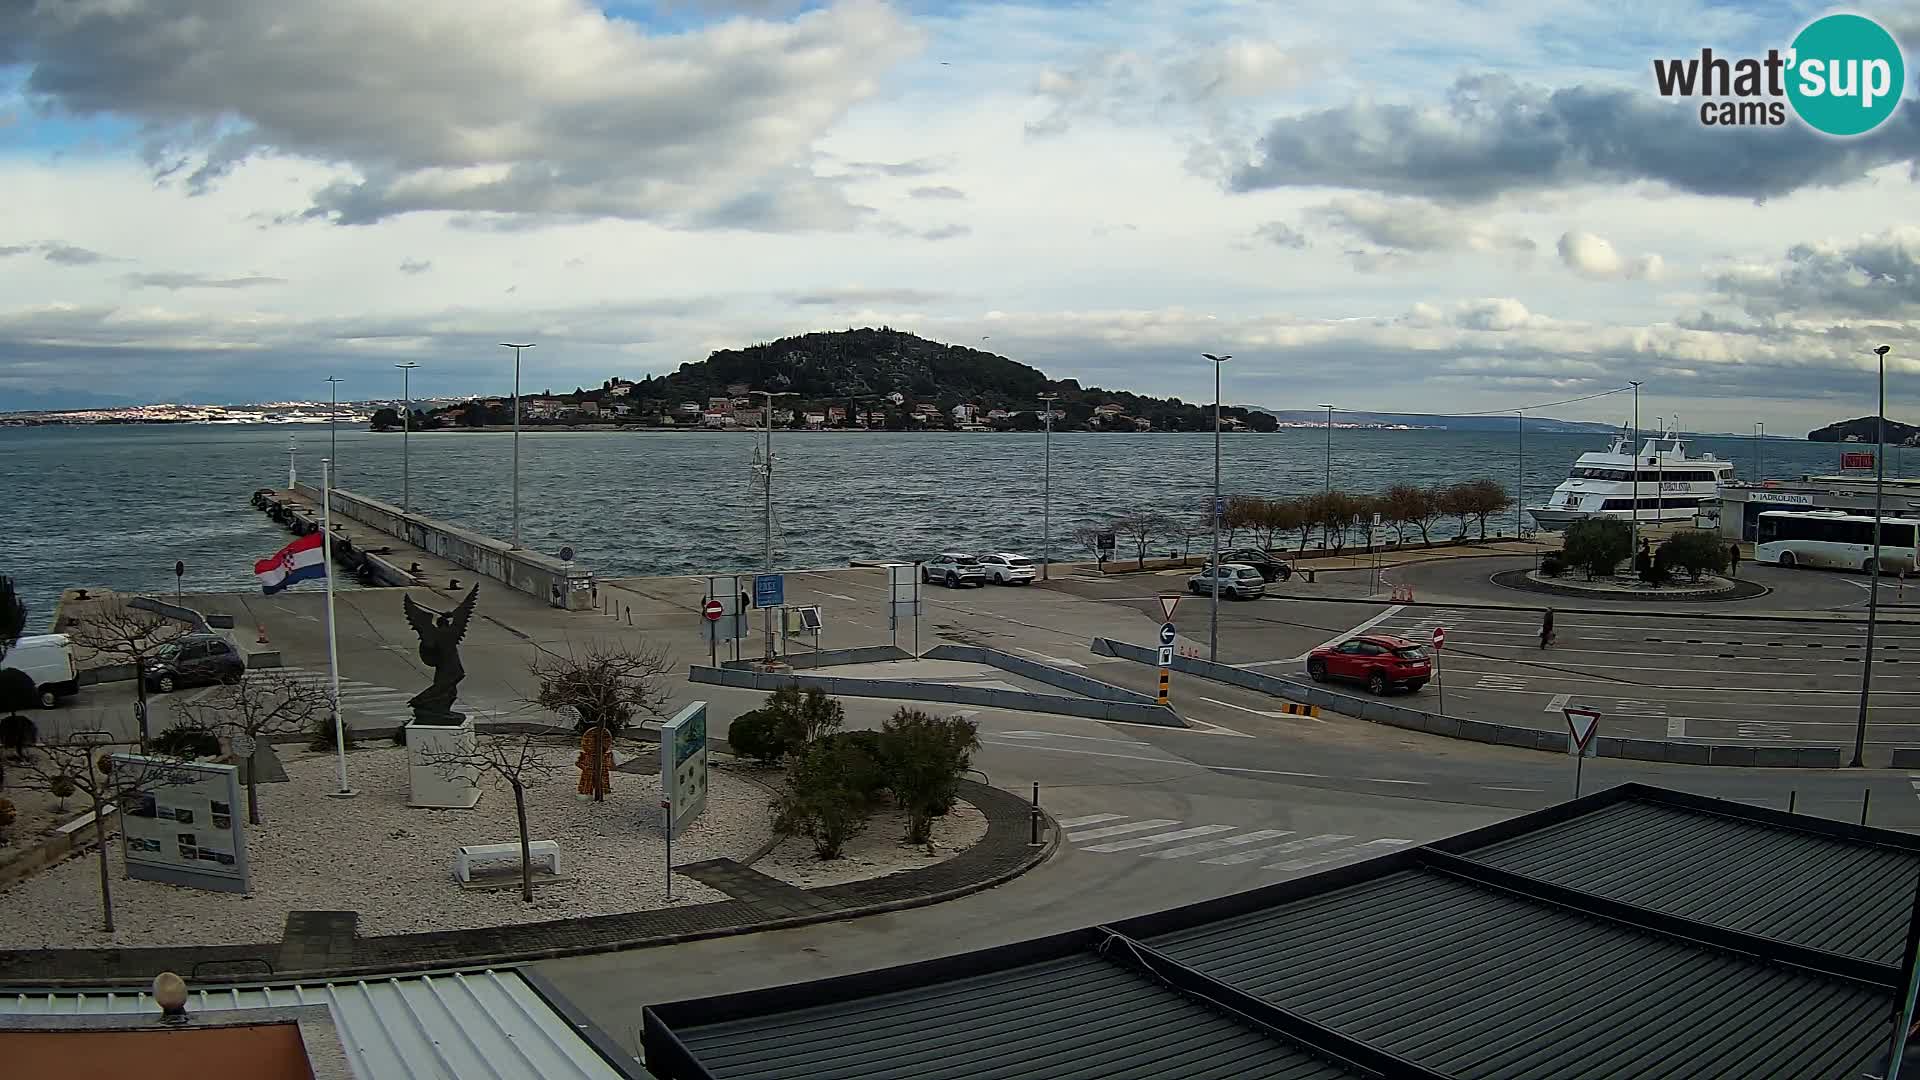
[1755,510,1919,573]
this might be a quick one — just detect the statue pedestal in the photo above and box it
[407,718,481,809]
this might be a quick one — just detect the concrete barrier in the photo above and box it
[1893,748,1920,769]
[687,666,1188,727]
[293,484,593,610]
[923,644,1159,706]
[127,597,211,634]
[719,645,911,670]
[1088,635,1848,768]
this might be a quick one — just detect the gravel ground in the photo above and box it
[0,745,775,948]
[757,799,988,889]
[0,776,76,860]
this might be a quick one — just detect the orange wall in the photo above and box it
[3,1023,317,1080]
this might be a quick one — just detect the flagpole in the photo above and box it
[322,459,356,798]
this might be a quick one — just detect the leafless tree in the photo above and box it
[1111,511,1179,569]
[20,733,194,932]
[169,669,326,825]
[416,731,566,902]
[67,598,188,752]
[528,639,674,801]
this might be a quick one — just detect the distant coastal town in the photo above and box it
[0,401,379,427]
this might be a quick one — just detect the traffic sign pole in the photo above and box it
[1563,707,1602,798]
[1431,626,1446,716]
[1157,619,1176,705]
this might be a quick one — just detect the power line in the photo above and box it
[1449,384,1637,417]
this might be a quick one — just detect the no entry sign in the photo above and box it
[702,599,724,621]
[1431,626,1445,650]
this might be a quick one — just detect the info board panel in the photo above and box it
[112,754,252,893]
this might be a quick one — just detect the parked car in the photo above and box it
[143,633,247,693]
[1187,563,1267,599]
[977,552,1038,585]
[1306,634,1431,695]
[1218,549,1292,581]
[7,633,80,708]
[923,552,988,588]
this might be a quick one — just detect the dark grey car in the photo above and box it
[144,634,246,693]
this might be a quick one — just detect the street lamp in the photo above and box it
[1039,392,1060,581]
[1854,344,1893,768]
[1317,403,1335,549]
[395,362,418,514]
[325,376,343,484]
[1629,381,1643,561]
[498,343,535,548]
[1516,408,1526,537]
[1203,354,1231,662]
[752,390,797,666]
[1755,421,1765,484]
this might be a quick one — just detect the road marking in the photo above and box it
[1545,693,1571,714]
[1056,813,1125,828]
[1667,714,1687,738]
[1203,834,1354,866]
[817,592,860,602]
[1199,697,1326,726]
[1014,647,1088,669]
[1082,824,1239,852]
[998,730,1149,747]
[1357,777,1428,786]
[1282,605,1404,662]
[1177,714,1255,737]
[1475,674,1529,691]
[1265,838,1413,872]
[1146,829,1296,859]
[980,740,1187,767]
[1067,818,1181,841]
[1203,764,1328,778]
[1481,785,1544,793]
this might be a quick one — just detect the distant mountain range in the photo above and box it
[1256,409,1623,434]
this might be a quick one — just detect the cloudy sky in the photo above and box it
[2,0,1919,431]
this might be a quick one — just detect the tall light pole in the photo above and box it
[1516,408,1526,537]
[325,376,343,484]
[498,343,535,548]
[1629,381,1643,560]
[395,362,418,514]
[1039,392,1059,581]
[1203,354,1231,662]
[1755,421,1765,483]
[1317,403,1335,549]
[753,390,796,666]
[1854,344,1892,768]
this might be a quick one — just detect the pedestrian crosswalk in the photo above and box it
[254,665,433,729]
[1058,813,1413,872]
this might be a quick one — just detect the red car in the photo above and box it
[1306,634,1432,695]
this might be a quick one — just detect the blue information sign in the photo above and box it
[754,573,784,608]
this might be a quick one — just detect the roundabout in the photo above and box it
[1490,567,1770,603]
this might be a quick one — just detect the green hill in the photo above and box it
[1807,416,1920,444]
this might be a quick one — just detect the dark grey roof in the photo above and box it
[1447,796,1920,964]
[643,784,1920,1080]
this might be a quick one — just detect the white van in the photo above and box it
[6,634,80,708]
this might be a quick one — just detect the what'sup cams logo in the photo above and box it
[1652,13,1906,136]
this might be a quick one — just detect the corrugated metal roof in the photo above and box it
[0,969,626,1080]
[1145,866,1890,1080]
[676,950,1364,1080]
[1456,798,1920,964]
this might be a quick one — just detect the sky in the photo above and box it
[2,0,1920,432]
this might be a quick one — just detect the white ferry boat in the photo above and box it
[1526,424,1735,530]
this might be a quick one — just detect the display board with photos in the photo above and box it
[112,754,252,893]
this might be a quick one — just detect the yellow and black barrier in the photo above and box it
[1280,702,1320,717]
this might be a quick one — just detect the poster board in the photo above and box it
[111,754,252,893]
[661,702,709,840]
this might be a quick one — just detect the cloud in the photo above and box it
[1029,37,1319,136]
[1302,196,1534,269]
[909,185,966,200]
[1252,222,1308,248]
[398,258,432,275]
[0,245,30,258]
[1231,73,1920,202]
[39,243,110,266]
[124,271,286,290]
[1709,226,1920,317]
[1556,232,1662,280]
[2,0,922,230]
[833,157,948,179]
[784,287,955,306]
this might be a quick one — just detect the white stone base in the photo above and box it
[407,719,481,809]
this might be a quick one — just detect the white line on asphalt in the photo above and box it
[1265,838,1412,872]
[1281,605,1404,662]
[1357,777,1428,786]
[1146,829,1296,859]
[1203,834,1353,866]
[1545,693,1571,714]
[1438,662,1920,687]
[1052,810,1121,826]
[1083,824,1239,852]
[998,730,1150,747]
[1668,714,1687,739]
[1370,614,1893,638]
[1481,785,1544,793]
[1450,682,1920,706]
[980,740,1188,767]
[1014,647,1088,669]
[1441,640,1901,667]
[1199,697,1327,725]
[1203,764,1328,778]
[1068,818,1182,841]
[818,592,860,602]
[1177,714,1256,737]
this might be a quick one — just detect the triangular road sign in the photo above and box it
[1563,706,1601,755]
[1158,594,1180,621]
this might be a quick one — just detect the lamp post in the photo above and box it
[395,362,418,514]
[1629,381,1643,561]
[324,376,343,483]
[1854,344,1893,768]
[1039,392,1059,580]
[1755,421,1765,483]
[1317,403,1335,548]
[753,390,797,666]
[1516,408,1526,537]
[1203,354,1231,662]
[498,343,535,548]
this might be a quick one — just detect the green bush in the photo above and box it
[726,708,794,766]
[1643,548,1674,585]
[820,730,891,801]
[152,721,221,759]
[309,710,355,752]
[1563,518,1633,579]
[1662,529,1729,581]
[763,684,845,746]
[1539,554,1566,578]
[773,737,883,858]
[880,709,981,845]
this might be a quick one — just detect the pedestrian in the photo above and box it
[1727,544,1740,577]
[1540,607,1556,649]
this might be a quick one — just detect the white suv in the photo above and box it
[978,553,1038,585]
[1187,563,1266,599]
[923,553,987,588]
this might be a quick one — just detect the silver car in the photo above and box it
[1187,563,1266,599]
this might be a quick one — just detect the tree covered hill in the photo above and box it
[1808,416,1920,444]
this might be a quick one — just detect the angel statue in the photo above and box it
[403,586,479,725]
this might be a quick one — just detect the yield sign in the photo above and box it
[1158,594,1181,621]
[1563,706,1601,756]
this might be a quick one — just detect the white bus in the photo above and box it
[1756,510,1919,573]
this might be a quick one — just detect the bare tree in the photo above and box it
[20,733,193,932]
[416,731,565,902]
[169,669,326,825]
[1111,511,1178,569]
[528,639,674,801]
[67,598,188,752]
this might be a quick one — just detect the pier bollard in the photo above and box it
[1787,790,1796,814]
[1862,788,1872,825]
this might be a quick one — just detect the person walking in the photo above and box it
[1727,544,1741,577]
[1540,607,1556,649]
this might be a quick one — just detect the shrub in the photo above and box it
[1539,554,1566,578]
[773,737,883,859]
[763,684,844,746]
[1563,518,1633,579]
[880,709,981,845]
[1662,529,1729,582]
[819,730,891,801]
[309,710,355,752]
[726,708,794,766]
[49,774,74,810]
[152,721,222,759]
[1643,548,1674,585]
[0,711,37,760]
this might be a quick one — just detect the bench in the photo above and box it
[453,840,560,882]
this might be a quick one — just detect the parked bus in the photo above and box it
[1756,510,1919,572]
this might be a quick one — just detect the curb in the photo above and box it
[0,781,1056,988]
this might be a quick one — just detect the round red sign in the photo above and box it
[1432,626,1445,648]
[703,599,724,621]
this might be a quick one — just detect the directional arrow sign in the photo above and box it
[1158,595,1180,621]
[1563,706,1601,757]
[1159,622,1177,647]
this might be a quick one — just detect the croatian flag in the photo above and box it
[255,533,326,594]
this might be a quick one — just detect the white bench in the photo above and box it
[453,841,560,882]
